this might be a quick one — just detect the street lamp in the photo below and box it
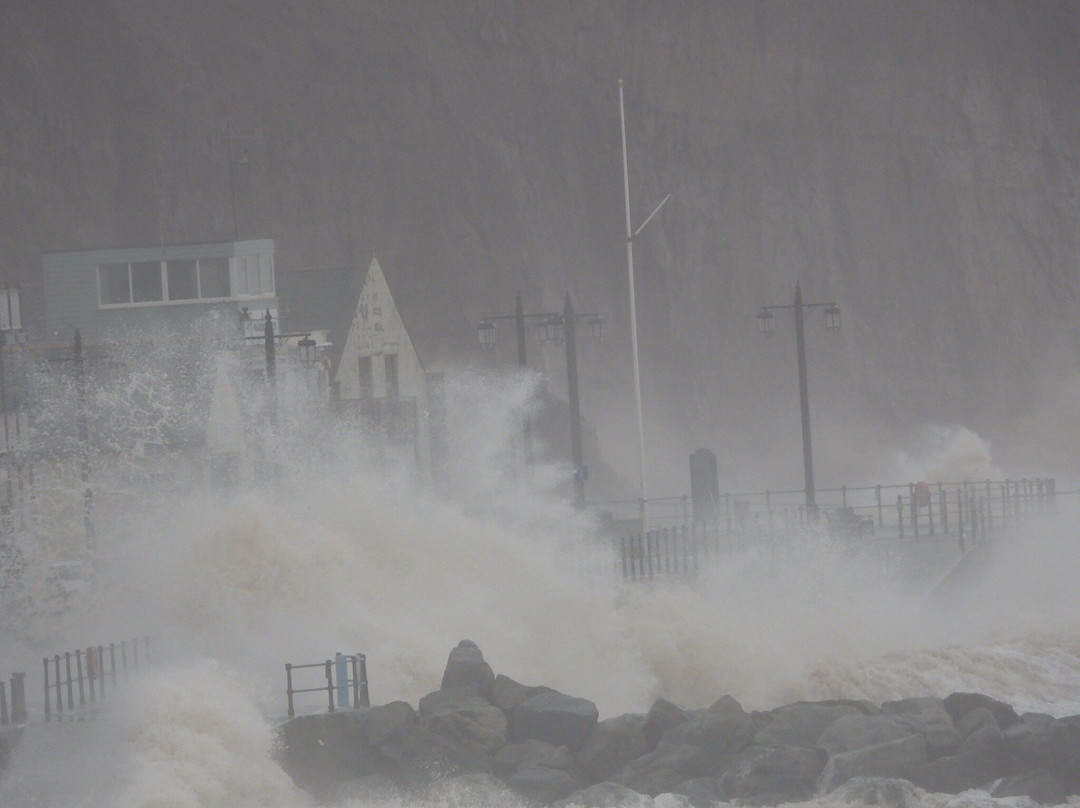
[619,79,671,537]
[298,336,318,367]
[757,282,841,517]
[478,293,602,509]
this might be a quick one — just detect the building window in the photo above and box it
[131,261,163,302]
[358,356,373,398]
[385,354,399,399]
[97,251,272,306]
[167,259,198,300]
[100,263,131,304]
[199,256,230,299]
[233,254,274,297]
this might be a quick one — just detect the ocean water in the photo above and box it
[0,341,1078,807]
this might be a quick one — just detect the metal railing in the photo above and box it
[0,672,28,725]
[285,652,369,718]
[43,636,150,722]
[610,478,1058,582]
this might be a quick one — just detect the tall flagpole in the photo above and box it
[620,80,648,538]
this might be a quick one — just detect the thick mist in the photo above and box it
[2,325,1080,807]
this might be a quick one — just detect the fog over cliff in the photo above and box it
[3,1,1080,497]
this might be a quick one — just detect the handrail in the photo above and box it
[43,636,151,722]
[612,479,1059,582]
[285,652,369,718]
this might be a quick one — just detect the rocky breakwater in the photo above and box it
[277,641,1080,806]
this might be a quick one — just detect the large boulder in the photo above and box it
[907,719,1006,794]
[495,739,583,803]
[753,702,865,749]
[578,713,649,784]
[553,781,656,808]
[721,745,827,806]
[670,776,727,808]
[943,692,1020,730]
[819,733,929,793]
[991,769,1068,805]
[509,690,599,753]
[610,742,712,796]
[816,713,913,756]
[643,699,689,751]
[490,674,552,714]
[277,710,372,792]
[660,702,755,773]
[440,640,495,697]
[419,692,507,756]
[1002,712,1080,793]
[825,776,928,808]
[880,697,961,759]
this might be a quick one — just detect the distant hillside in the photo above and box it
[3,1,1080,492]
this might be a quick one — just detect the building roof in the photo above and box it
[279,255,472,377]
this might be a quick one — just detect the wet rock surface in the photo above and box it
[277,644,1080,806]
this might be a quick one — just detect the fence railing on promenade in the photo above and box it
[285,652,369,718]
[603,477,1057,582]
[43,636,151,722]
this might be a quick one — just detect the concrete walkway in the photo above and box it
[0,709,127,807]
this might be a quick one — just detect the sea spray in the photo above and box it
[115,659,308,808]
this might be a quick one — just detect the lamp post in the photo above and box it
[757,282,841,517]
[263,310,277,427]
[619,79,671,537]
[479,294,602,508]
[73,330,94,552]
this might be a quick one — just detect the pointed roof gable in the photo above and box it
[279,254,473,378]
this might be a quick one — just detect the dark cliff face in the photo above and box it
[3,1,1080,491]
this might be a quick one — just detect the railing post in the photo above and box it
[335,652,349,709]
[1,680,8,725]
[957,489,965,554]
[350,655,361,710]
[357,653,370,707]
[75,648,85,707]
[939,486,948,534]
[65,652,74,711]
[98,645,105,700]
[54,655,62,718]
[876,484,883,527]
[325,660,335,713]
[985,480,992,532]
[44,657,51,722]
[286,663,295,718]
[911,491,919,538]
[10,672,25,725]
[896,495,904,539]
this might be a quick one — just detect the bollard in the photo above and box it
[11,673,25,725]
[334,652,349,709]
